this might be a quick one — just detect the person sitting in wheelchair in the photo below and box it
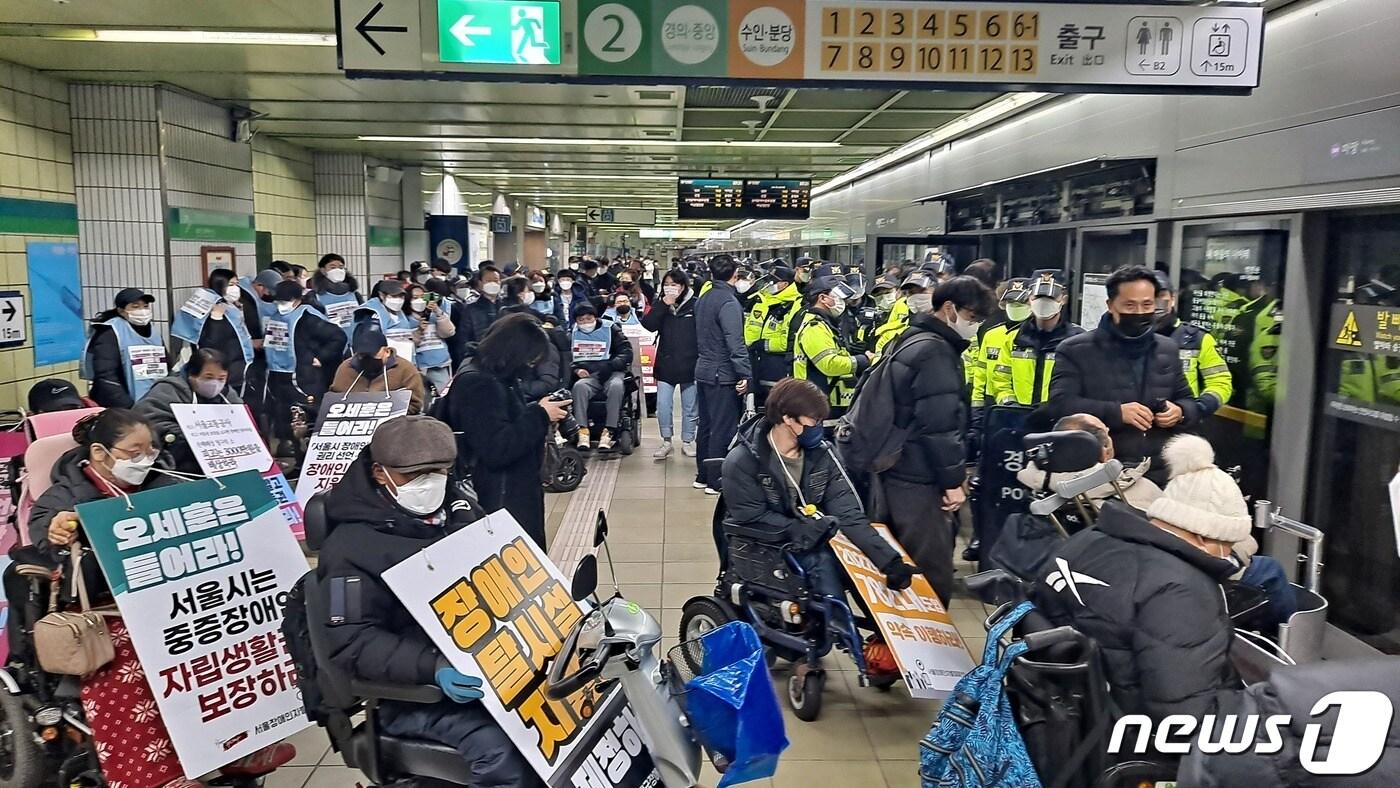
[568,303,632,452]
[315,415,542,787]
[1031,433,1263,721]
[721,378,917,620]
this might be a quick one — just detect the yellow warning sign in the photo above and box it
[1336,310,1363,347]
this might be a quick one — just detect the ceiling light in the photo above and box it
[89,29,336,45]
[359,135,839,149]
[452,173,675,182]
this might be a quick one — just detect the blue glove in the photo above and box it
[435,667,485,703]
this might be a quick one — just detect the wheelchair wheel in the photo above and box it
[547,448,585,493]
[0,690,44,788]
[677,597,738,674]
[617,427,635,456]
[788,669,825,722]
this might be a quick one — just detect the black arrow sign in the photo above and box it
[2,301,16,320]
[356,1,408,57]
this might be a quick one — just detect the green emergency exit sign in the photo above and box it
[437,0,562,66]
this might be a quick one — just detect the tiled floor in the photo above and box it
[269,420,990,787]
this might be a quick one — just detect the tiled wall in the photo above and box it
[367,165,404,277]
[0,61,80,410]
[253,137,318,267]
[314,152,370,283]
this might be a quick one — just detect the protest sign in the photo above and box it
[620,324,657,395]
[831,525,973,699]
[173,403,305,540]
[382,510,660,788]
[78,471,312,778]
[294,391,410,503]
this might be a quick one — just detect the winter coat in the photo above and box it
[315,453,477,686]
[458,296,502,345]
[1030,501,1238,721]
[329,353,426,415]
[571,322,632,380]
[1177,657,1400,788]
[882,313,971,490]
[288,310,350,397]
[134,374,245,474]
[1048,313,1200,470]
[722,419,900,572]
[498,306,570,400]
[693,281,752,386]
[195,310,250,391]
[442,363,550,547]
[552,284,591,325]
[641,290,698,385]
[87,324,169,409]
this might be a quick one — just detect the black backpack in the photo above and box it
[280,574,326,724]
[834,332,937,473]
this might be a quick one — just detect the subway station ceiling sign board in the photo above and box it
[337,0,1264,92]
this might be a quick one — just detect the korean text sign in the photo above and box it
[831,525,972,698]
[382,510,660,787]
[294,391,411,503]
[78,471,312,778]
[173,403,306,540]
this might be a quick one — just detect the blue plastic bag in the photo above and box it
[684,622,788,786]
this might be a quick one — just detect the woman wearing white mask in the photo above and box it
[134,348,244,474]
[82,287,170,408]
[353,279,420,367]
[170,268,255,396]
[405,283,457,395]
[267,281,346,456]
[526,271,554,316]
[641,269,700,459]
[312,253,364,341]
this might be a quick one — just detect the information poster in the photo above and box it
[382,510,660,788]
[25,242,84,366]
[1078,272,1108,330]
[294,392,411,503]
[172,403,306,539]
[831,525,972,698]
[78,472,312,778]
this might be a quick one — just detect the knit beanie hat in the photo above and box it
[1145,435,1252,543]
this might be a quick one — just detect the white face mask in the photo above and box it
[1030,298,1062,320]
[387,471,449,515]
[276,301,296,315]
[906,293,934,314]
[224,286,241,305]
[769,282,786,295]
[827,296,846,317]
[482,281,502,297]
[531,282,547,293]
[102,446,158,486]
[384,296,404,313]
[558,280,574,291]
[521,292,536,306]
[410,298,427,312]
[875,291,897,310]
[947,309,983,340]
[664,284,682,299]
[1004,302,1033,323]
[127,308,153,326]
[576,320,598,333]
[325,267,347,283]
[736,281,752,294]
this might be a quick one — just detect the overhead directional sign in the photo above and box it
[338,0,1264,93]
[586,207,657,226]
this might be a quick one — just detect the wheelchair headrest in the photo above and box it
[23,433,80,502]
[303,494,330,553]
[25,407,102,441]
[1023,430,1102,474]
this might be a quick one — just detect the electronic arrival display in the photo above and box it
[745,179,812,219]
[677,178,746,219]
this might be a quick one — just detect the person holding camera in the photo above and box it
[1048,265,1200,485]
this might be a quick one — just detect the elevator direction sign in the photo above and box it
[437,0,562,65]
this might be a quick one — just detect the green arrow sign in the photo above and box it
[437,0,562,66]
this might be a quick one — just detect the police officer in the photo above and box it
[82,288,169,408]
[873,270,936,355]
[1154,273,1233,417]
[973,279,1031,407]
[793,276,870,421]
[745,266,801,406]
[990,274,1084,407]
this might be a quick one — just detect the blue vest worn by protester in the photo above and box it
[171,288,254,364]
[263,305,332,374]
[415,312,453,371]
[530,297,554,316]
[355,299,419,365]
[319,288,361,341]
[81,317,168,401]
[571,320,614,364]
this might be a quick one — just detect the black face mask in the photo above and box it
[358,354,385,378]
[616,305,631,316]
[1115,312,1156,338]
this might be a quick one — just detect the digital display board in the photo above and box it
[677,178,746,220]
[744,179,811,219]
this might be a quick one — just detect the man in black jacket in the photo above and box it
[1048,265,1199,484]
[692,255,752,492]
[316,416,540,787]
[878,276,994,604]
[458,264,504,345]
[568,303,632,451]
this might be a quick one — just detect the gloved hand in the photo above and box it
[791,515,840,551]
[882,559,919,592]
[435,667,485,703]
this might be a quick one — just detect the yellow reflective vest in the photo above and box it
[793,310,869,411]
[974,321,1016,406]
[873,298,912,356]
[1167,319,1234,411]
[990,319,1085,406]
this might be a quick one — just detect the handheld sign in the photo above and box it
[294,391,411,503]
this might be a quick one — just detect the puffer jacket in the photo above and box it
[640,289,698,385]
[882,312,970,490]
[1048,313,1200,471]
[315,453,478,686]
[721,419,900,572]
[134,374,245,473]
[1030,501,1239,721]
[693,280,751,386]
[1177,658,1400,788]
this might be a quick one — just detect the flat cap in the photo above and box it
[370,415,457,474]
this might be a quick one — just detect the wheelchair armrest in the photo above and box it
[724,523,790,544]
[350,681,444,705]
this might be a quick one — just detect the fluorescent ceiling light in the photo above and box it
[90,29,336,45]
[454,173,675,182]
[360,135,839,149]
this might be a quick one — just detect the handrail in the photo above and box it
[1253,499,1324,594]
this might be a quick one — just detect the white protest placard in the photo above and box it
[382,510,661,787]
[78,472,312,778]
[179,289,218,320]
[831,525,973,699]
[294,391,411,503]
[129,345,169,381]
[571,338,608,363]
